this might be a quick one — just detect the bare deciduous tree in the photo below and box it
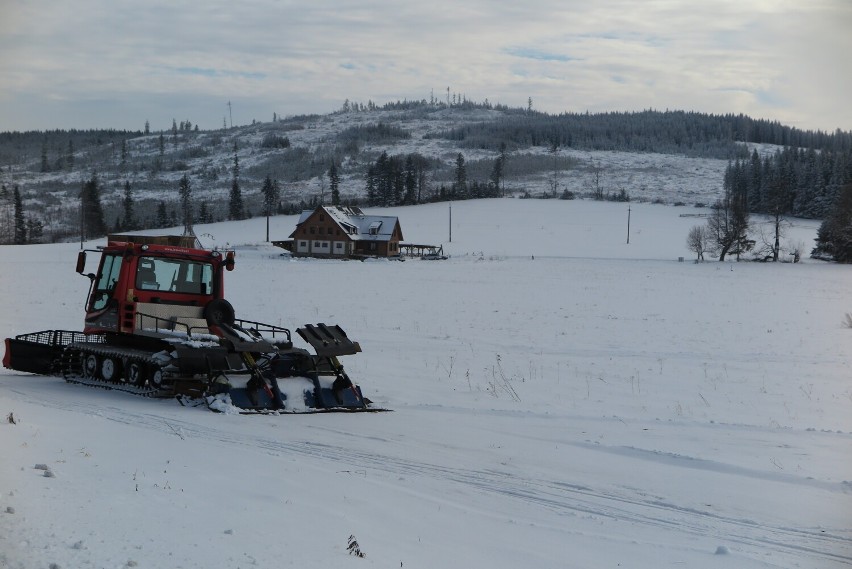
[686,225,708,261]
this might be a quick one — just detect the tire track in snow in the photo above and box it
[7,379,852,567]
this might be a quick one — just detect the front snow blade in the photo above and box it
[209,374,376,413]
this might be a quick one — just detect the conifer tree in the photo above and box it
[80,172,106,239]
[156,201,168,228]
[763,169,793,261]
[403,155,416,204]
[13,186,26,244]
[120,139,128,170]
[229,142,244,220]
[26,218,43,243]
[0,185,12,244]
[329,162,340,205]
[375,151,391,206]
[707,163,751,260]
[122,181,135,230]
[366,165,378,206]
[813,183,852,262]
[179,174,193,234]
[66,140,75,170]
[198,202,210,224]
[260,174,279,241]
[261,175,279,217]
[41,142,50,173]
[454,153,467,197]
[490,155,504,194]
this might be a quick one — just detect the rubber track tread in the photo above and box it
[62,343,176,398]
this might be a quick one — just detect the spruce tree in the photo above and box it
[329,163,340,205]
[261,174,280,241]
[813,183,852,262]
[763,169,793,261]
[26,218,43,243]
[66,140,75,170]
[376,151,391,206]
[179,174,193,234]
[198,202,210,224]
[122,181,135,230]
[80,173,106,239]
[229,142,244,220]
[366,165,378,206]
[454,153,467,197]
[261,175,279,217]
[156,201,168,228]
[707,163,751,261]
[120,139,128,170]
[13,186,26,244]
[41,142,50,173]
[403,155,416,205]
[489,155,504,194]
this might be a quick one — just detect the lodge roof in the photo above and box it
[292,205,402,242]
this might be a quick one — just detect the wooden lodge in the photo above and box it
[286,205,403,259]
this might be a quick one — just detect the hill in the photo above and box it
[6,102,847,244]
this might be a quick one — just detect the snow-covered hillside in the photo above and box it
[1,199,850,569]
[3,106,781,245]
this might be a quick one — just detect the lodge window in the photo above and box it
[310,227,316,234]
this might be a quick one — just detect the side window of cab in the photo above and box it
[91,254,123,310]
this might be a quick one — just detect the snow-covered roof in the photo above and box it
[295,205,401,242]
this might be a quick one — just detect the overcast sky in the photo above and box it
[1,0,850,133]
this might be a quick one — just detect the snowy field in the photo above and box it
[1,198,851,569]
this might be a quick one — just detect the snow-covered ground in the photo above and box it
[1,199,850,569]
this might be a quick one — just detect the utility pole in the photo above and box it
[449,202,452,243]
[626,205,631,245]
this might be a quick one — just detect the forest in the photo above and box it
[719,146,852,262]
[426,108,852,157]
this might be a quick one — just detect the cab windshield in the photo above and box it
[136,256,214,295]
